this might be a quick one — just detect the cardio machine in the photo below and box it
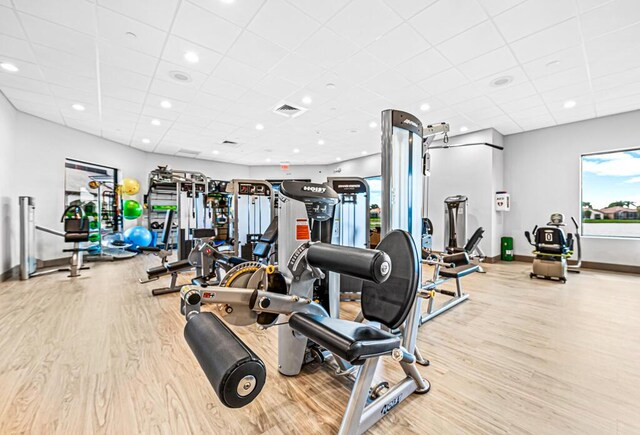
[525,213,582,283]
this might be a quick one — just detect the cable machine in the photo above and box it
[228,179,274,259]
[326,177,370,303]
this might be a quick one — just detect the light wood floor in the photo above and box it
[1,257,639,435]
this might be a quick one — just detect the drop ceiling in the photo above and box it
[1,0,640,165]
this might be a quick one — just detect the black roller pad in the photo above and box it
[184,312,266,408]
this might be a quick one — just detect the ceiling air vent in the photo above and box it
[176,148,201,157]
[273,101,308,118]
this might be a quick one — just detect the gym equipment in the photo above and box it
[122,177,140,195]
[19,197,91,279]
[326,177,370,303]
[137,209,175,265]
[525,213,582,283]
[146,166,210,260]
[123,199,143,220]
[228,179,274,259]
[421,217,434,256]
[444,195,468,251]
[419,251,478,324]
[180,225,428,434]
[123,225,152,247]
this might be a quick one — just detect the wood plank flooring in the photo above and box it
[0,257,639,434]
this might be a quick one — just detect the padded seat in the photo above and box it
[166,259,191,272]
[139,246,161,253]
[439,264,479,279]
[289,313,400,365]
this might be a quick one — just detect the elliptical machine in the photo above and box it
[525,213,582,283]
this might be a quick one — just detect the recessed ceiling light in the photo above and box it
[169,70,192,82]
[212,150,220,155]
[293,148,300,153]
[336,157,342,161]
[160,100,172,109]
[151,119,161,126]
[71,103,85,111]
[125,31,137,39]
[318,139,325,145]
[255,123,264,130]
[490,75,513,87]
[546,60,561,68]
[361,150,368,155]
[564,100,577,109]
[460,126,469,132]
[420,103,430,111]
[369,121,377,128]
[142,138,150,144]
[0,62,19,73]
[265,157,271,162]
[302,96,312,105]
[326,83,336,89]
[184,51,199,63]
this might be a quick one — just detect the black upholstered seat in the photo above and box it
[288,313,400,364]
[439,264,479,279]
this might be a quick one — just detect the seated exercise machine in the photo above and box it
[444,195,486,272]
[137,209,175,265]
[180,181,429,434]
[19,196,91,279]
[525,213,581,283]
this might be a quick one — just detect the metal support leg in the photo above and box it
[152,273,181,296]
[338,358,379,435]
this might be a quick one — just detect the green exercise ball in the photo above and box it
[84,202,96,214]
[89,220,99,230]
[123,199,143,220]
[89,233,101,242]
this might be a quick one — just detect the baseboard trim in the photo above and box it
[511,254,640,275]
[0,266,18,282]
[1,256,72,282]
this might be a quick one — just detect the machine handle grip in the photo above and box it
[184,312,266,408]
[306,243,392,284]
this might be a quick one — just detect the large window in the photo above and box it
[581,149,640,238]
[365,176,382,231]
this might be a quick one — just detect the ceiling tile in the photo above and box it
[288,0,351,23]
[98,41,157,76]
[0,73,50,94]
[99,63,152,91]
[101,95,143,114]
[365,23,429,66]
[327,0,402,48]
[510,18,582,63]
[189,92,233,111]
[294,28,359,69]
[148,78,199,103]
[476,0,526,16]
[0,34,37,64]
[361,69,412,96]
[100,81,147,104]
[249,0,320,50]
[0,6,26,39]
[161,35,223,75]
[576,0,612,13]
[580,0,640,41]
[41,67,96,92]
[268,53,325,87]
[97,0,179,30]
[173,1,242,53]
[457,46,518,80]
[493,0,576,42]
[485,81,538,104]
[499,94,545,112]
[226,31,289,71]
[331,51,388,86]
[395,48,452,83]
[437,20,505,65]
[3,86,53,105]
[410,0,487,45]
[33,44,96,77]
[435,82,486,105]
[419,68,469,94]
[586,23,640,77]
[201,75,248,101]
[13,0,96,35]
[187,0,266,27]
[49,83,97,105]
[97,7,167,57]
[251,73,299,100]
[381,0,437,20]
[596,94,640,116]
[521,46,586,79]
[591,66,640,92]
[19,12,95,58]
[533,66,590,92]
[211,57,265,87]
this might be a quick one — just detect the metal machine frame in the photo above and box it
[228,179,275,258]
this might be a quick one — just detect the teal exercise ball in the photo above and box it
[124,226,152,247]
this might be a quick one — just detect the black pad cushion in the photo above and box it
[252,242,270,258]
[439,264,479,279]
[165,259,191,272]
[361,230,418,330]
[138,246,162,253]
[147,264,168,278]
[259,216,278,244]
[441,252,470,267]
[463,227,485,253]
[160,209,174,245]
[288,313,400,364]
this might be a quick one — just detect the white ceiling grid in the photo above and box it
[0,0,639,164]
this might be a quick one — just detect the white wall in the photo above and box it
[0,92,17,275]
[503,110,640,266]
[249,164,327,183]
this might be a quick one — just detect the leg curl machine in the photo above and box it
[179,181,430,434]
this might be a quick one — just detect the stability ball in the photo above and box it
[123,199,143,220]
[122,178,140,195]
[124,226,152,247]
